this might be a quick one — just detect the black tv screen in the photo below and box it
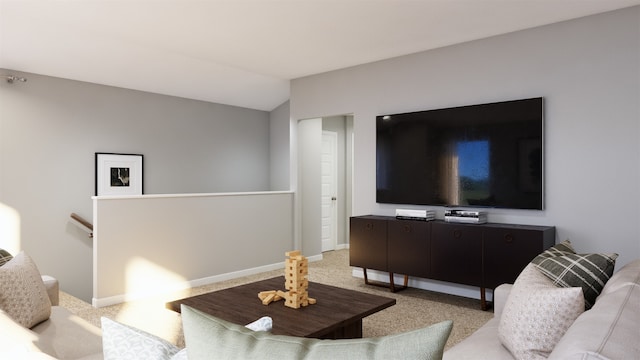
[376,97,544,210]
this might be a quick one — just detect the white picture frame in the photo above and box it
[95,153,143,196]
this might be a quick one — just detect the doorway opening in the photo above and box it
[297,115,353,255]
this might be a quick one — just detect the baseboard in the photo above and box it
[351,268,493,302]
[335,243,349,250]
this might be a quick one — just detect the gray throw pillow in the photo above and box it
[181,305,452,360]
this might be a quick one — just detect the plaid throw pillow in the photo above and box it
[531,240,617,309]
[0,249,13,267]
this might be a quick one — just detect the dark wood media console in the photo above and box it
[349,215,555,310]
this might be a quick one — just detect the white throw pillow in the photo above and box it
[101,317,186,360]
[498,264,584,360]
[0,251,51,328]
[101,315,273,360]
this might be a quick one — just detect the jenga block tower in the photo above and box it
[258,250,316,308]
[285,253,308,290]
[283,250,313,309]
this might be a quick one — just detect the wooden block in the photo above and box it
[284,277,303,286]
[284,292,301,308]
[285,250,301,258]
[286,259,307,268]
[308,297,317,304]
[262,293,275,305]
[258,290,276,297]
[285,301,300,309]
[286,258,307,265]
[284,281,308,291]
[285,271,301,279]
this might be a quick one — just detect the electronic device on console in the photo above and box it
[444,210,487,224]
[395,209,435,221]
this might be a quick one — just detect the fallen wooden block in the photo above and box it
[261,293,275,305]
[258,290,276,298]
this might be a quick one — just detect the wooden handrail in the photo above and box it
[70,213,93,237]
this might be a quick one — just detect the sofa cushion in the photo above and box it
[182,305,452,360]
[548,260,640,359]
[499,264,584,360]
[0,251,51,328]
[598,259,640,297]
[101,317,186,360]
[443,317,513,360]
[0,248,13,266]
[30,306,104,359]
[0,308,57,355]
[531,241,618,309]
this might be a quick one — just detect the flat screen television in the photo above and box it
[376,97,544,210]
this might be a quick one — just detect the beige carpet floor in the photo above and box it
[60,249,492,350]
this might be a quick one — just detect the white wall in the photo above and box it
[297,118,323,256]
[269,100,291,191]
[290,7,640,268]
[0,72,271,301]
[93,192,293,307]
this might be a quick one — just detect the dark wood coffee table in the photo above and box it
[166,276,395,339]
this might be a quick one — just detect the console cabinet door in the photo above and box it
[387,220,430,278]
[430,222,483,286]
[349,217,388,271]
[483,225,554,289]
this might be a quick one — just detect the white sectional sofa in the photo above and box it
[444,258,640,359]
[2,246,638,360]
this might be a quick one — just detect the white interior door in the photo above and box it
[321,131,338,252]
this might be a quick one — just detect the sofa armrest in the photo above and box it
[41,276,59,306]
[493,284,512,318]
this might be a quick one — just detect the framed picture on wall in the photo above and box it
[95,153,143,196]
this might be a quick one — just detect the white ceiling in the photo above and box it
[1,0,639,111]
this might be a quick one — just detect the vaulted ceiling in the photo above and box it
[1,0,638,111]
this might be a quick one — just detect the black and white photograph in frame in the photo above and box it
[95,153,143,196]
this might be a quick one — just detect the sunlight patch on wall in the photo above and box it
[125,256,189,301]
[122,256,189,344]
[0,202,21,253]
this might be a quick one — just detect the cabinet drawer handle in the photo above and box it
[504,233,514,243]
[366,223,374,230]
[403,225,411,233]
[453,229,462,239]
